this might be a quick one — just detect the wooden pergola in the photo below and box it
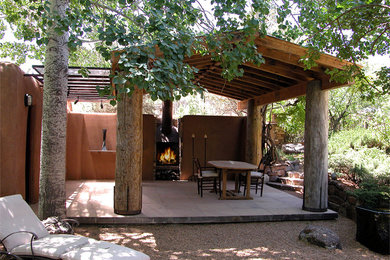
[31,35,353,215]
[184,35,351,108]
[110,35,353,215]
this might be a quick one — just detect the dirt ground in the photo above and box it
[75,216,388,260]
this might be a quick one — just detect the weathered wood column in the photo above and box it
[114,87,143,215]
[246,99,262,165]
[303,80,328,212]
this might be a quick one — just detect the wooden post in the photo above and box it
[303,80,328,212]
[246,99,262,165]
[114,87,143,215]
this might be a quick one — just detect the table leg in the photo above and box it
[234,174,239,192]
[222,169,227,200]
[246,171,251,199]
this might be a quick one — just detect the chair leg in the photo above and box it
[255,178,259,194]
[260,177,264,197]
[218,171,222,197]
[200,179,203,197]
[238,175,241,193]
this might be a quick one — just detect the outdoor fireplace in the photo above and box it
[155,140,180,180]
[155,100,180,180]
[156,143,178,165]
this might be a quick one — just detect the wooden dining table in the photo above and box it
[207,160,258,200]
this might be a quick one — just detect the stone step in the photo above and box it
[267,181,303,192]
[279,177,304,186]
[287,171,304,179]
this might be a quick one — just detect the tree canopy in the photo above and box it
[1,0,388,101]
[275,0,389,97]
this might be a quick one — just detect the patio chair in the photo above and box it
[0,194,150,260]
[238,158,268,197]
[194,158,220,197]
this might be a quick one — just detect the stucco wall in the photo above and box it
[0,63,43,203]
[66,113,155,180]
[0,63,248,201]
[179,115,246,180]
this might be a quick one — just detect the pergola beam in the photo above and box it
[237,82,307,109]
[255,36,353,70]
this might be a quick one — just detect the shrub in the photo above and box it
[352,178,390,210]
[360,134,383,149]
[329,148,390,181]
[329,128,390,209]
[329,128,390,183]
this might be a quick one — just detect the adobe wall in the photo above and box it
[179,115,246,180]
[66,113,155,180]
[0,63,43,203]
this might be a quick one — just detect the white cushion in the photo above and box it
[11,234,88,259]
[1,194,150,260]
[0,194,49,251]
[250,171,263,178]
[61,238,150,260]
[201,171,218,178]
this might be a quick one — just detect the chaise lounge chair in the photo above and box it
[0,194,150,260]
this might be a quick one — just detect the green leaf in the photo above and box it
[110,100,117,106]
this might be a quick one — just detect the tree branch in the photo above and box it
[362,75,382,93]
[280,0,305,33]
[306,4,390,41]
[90,1,138,24]
[371,25,389,53]
[195,0,215,32]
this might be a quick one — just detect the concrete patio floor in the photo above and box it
[63,180,337,224]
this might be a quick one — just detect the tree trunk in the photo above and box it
[246,99,262,165]
[161,100,172,135]
[303,80,329,212]
[114,87,143,215]
[38,0,69,219]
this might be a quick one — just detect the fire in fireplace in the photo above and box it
[156,142,179,166]
[155,141,180,180]
[158,146,177,164]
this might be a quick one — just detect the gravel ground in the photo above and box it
[75,216,388,260]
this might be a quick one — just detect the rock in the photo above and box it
[42,216,75,234]
[286,160,301,171]
[299,225,342,250]
[328,184,336,195]
[275,170,286,176]
[263,174,270,183]
[347,195,357,205]
[282,143,304,154]
[328,195,345,205]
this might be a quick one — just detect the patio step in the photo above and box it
[267,181,303,192]
[279,177,304,186]
[287,171,304,179]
